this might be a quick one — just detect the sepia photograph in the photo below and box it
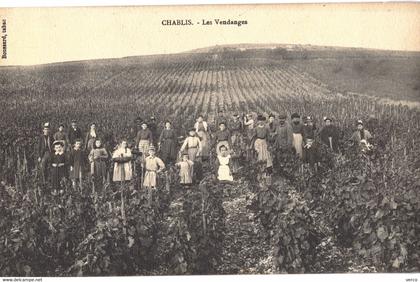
[0,2,419,279]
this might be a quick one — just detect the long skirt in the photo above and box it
[138,140,150,158]
[216,141,230,156]
[51,166,67,189]
[144,170,157,188]
[113,162,133,182]
[218,165,233,182]
[70,161,83,180]
[292,133,303,159]
[197,131,210,158]
[160,139,177,164]
[179,166,193,184]
[254,138,273,168]
[91,160,107,180]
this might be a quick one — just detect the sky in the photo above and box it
[0,3,419,65]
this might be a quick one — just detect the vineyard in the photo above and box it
[0,50,419,275]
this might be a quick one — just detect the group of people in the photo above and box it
[36,112,373,194]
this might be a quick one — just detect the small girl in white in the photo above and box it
[215,145,233,183]
[175,153,194,186]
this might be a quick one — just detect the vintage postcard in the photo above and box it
[0,3,419,280]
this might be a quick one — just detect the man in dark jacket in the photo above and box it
[319,117,340,153]
[37,123,53,183]
[68,120,83,147]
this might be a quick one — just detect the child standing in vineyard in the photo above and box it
[143,146,165,206]
[180,128,202,162]
[175,153,194,187]
[215,145,233,183]
[48,140,69,194]
[69,139,85,190]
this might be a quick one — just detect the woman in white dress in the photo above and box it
[215,145,233,183]
[112,140,133,183]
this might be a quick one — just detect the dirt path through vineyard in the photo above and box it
[217,179,273,274]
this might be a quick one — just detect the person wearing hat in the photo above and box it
[175,152,194,186]
[351,120,373,151]
[319,117,340,153]
[273,114,293,168]
[88,138,109,192]
[54,123,70,151]
[135,122,153,160]
[69,139,86,190]
[48,140,69,192]
[194,115,210,161]
[112,139,133,183]
[68,120,83,148]
[180,128,202,162]
[251,115,273,169]
[159,120,178,165]
[37,122,53,183]
[142,145,165,190]
[291,113,304,158]
[215,122,232,156]
[85,123,99,152]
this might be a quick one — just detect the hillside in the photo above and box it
[1,44,419,103]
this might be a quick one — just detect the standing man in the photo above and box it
[319,117,340,153]
[37,122,53,183]
[68,120,83,148]
[143,145,165,206]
